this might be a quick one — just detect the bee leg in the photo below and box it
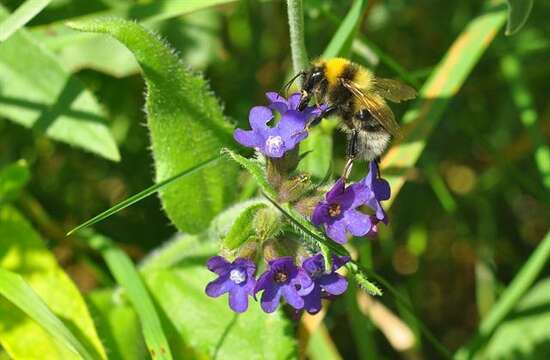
[343,129,359,181]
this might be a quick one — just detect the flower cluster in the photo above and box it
[206,253,349,314]
[205,92,391,315]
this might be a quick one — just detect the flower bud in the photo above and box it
[253,207,282,242]
[278,173,311,203]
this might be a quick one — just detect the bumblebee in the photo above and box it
[294,57,416,169]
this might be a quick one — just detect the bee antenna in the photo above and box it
[280,71,305,97]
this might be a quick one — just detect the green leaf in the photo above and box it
[485,278,550,359]
[505,0,533,36]
[224,148,276,198]
[381,4,507,205]
[0,206,106,360]
[0,160,30,202]
[0,6,120,161]
[145,262,298,359]
[223,203,267,250]
[322,0,368,58]
[0,0,50,41]
[86,233,173,360]
[0,270,96,360]
[86,289,148,360]
[67,156,221,236]
[68,18,237,233]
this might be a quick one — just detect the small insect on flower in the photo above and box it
[300,253,350,314]
[254,256,314,313]
[205,256,257,313]
[233,92,325,158]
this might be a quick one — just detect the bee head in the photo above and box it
[299,67,324,110]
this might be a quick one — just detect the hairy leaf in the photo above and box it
[224,149,276,198]
[222,203,267,250]
[0,206,106,360]
[68,18,238,233]
[0,6,120,161]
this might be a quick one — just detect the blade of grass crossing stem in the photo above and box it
[455,230,550,359]
[322,0,368,58]
[0,269,94,360]
[87,233,173,360]
[381,4,507,205]
[67,155,220,235]
[0,0,50,41]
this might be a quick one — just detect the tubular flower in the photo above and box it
[300,253,351,314]
[234,92,325,158]
[254,256,314,313]
[311,178,373,244]
[205,256,256,313]
[354,161,391,225]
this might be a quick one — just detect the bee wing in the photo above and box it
[372,78,417,103]
[342,79,401,137]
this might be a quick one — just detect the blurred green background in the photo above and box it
[0,0,549,359]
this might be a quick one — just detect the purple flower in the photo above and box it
[356,161,391,225]
[311,178,373,244]
[205,256,256,313]
[233,92,324,158]
[254,256,314,313]
[300,253,350,314]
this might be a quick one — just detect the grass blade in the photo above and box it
[322,0,368,58]
[505,0,533,35]
[67,155,220,236]
[455,230,550,359]
[0,269,94,360]
[0,0,50,41]
[381,4,507,205]
[86,233,173,360]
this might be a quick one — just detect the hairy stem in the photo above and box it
[286,0,309,76]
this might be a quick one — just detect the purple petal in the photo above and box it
[249,106,273,130]
[325,178,345,202]
[311,202,330,226]
[229,287,249,313]
[281,285,304,309]
[254,270,272,295]
[260,285,282,313]
[265,92,285,104]
[301,253,324,275]
[287,93,301,110]
[373,178,391,201]
[294,269,314,296]
[205,274,232,297]
[326,219,348,244]
[277,111,308,148]
[234,129,263,149]
[366,197,388,224]
[206,256,230,275]
[349,182,373,208]
[270,101,289,115]
[344,209,373,237]
[302,285,323,314]
[319,274,348,295]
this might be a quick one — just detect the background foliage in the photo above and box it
[0,0,549,359]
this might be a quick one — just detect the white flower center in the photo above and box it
[229,269,246,284]
[265,135,284,153]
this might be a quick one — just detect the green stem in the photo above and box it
[455,230,550,359]
[286,0,309,75]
